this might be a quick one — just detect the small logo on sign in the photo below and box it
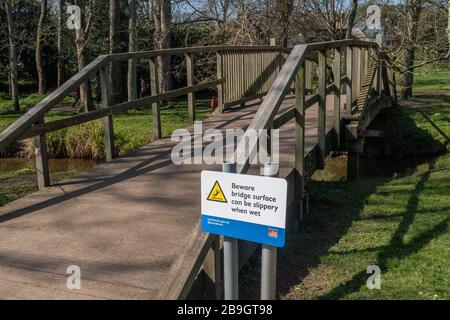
[268,228,278,238]
[207,181,227,203]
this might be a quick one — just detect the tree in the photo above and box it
[346,0,358,39]
[128,0,137,100]
[57,0,63,87]
[153,0,172,93]
[4,0,20,111]
[274,0,294,47]
[402,0,423,98]
[71,0,95,111]
[109,0,122,103]
[36,0,48,94]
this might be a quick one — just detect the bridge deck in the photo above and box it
[0,95,341,299]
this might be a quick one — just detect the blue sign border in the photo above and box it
[201,214,285,247]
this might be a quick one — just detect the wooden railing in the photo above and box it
[0,45,286,190]
[158,39,397,299]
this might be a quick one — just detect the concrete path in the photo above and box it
[0,96,339,299]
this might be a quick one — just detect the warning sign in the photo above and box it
[201,170,287,247]
[207,181,227,203]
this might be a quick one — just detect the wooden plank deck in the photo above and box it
[0,95,340,300]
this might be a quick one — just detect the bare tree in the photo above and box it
[4,0,20,111]
[153,0,172,93]
[36,0,48,94]
[128,0,137,100]
[57,0,63,87]
[72,0,95,111]
[109,0,122,103]
[346,0,358,39]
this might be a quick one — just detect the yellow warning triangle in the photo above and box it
[207,181,227,203]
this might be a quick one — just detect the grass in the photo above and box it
[0,100,212,158]
[272,68,450,300]
[278,153,449,300]
[396,65,450,93]
[0,168,78,207]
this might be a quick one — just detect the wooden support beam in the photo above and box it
[186,53,195,124]
[100,67,115,161]
[34,118,50,190]
[317,50,326,169]
[346,46,353,114]
[150,57,161,140]
[333,47,341,148]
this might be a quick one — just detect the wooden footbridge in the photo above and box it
[0,39,396,299]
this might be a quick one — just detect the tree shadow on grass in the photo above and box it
[318,159,450,299]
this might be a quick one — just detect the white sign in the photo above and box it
[201,170,287,247]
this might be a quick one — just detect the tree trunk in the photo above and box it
[57,0,63,87]
[127,0,137,101]
[447,0,450,65]
[346,0,358,39]
[36,0,47,95]
[153,0,172,93]
[402,0,421,99]
[5,0,20,112]
[275,0,294,47]
[110,0,123,104]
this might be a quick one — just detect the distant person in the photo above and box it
[72,86,80,108]
[140,77,147,98]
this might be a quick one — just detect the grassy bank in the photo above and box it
[0,168,78,207]
[274,86,450,299]
[0,101,212,158]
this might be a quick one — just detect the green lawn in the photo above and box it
[411,66,450,92]
[276,69,450,300]
[0,100,212,158]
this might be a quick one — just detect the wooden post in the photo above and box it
[345,46,353,113]
[150,57,162,139]
[100,67,115,161]
[295,64,305,224]
[216,52,224,113]
[333,47,341,148]
[186,53,195,124]
[317,50,326,169]
[34,118,50,190]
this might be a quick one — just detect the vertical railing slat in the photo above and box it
[150,57,162,139]
[186,53,195,124]
[346,46,353,113]
[216,52,224,113]
[333,47,341,148]
[317,50,326,169]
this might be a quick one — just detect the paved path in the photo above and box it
[0,96,340,299]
